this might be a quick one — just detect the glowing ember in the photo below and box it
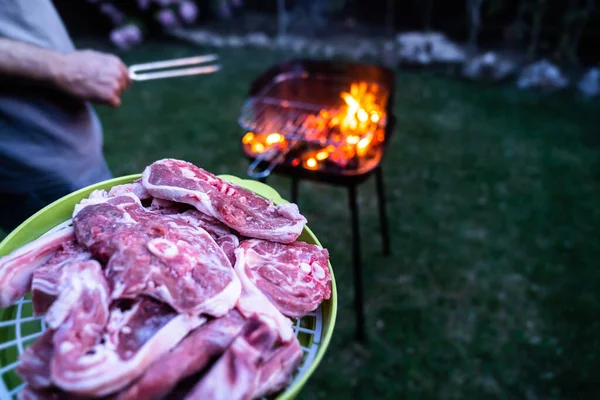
[346,135,360,145]
[356,136,372,157]
[266,133,284,145]
[252,142,265,153]
[242,132,255,144]
[357,109,369,123]
[316,151,329,161]
[305,158,318,170]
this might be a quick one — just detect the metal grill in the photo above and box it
[239,68,391,180]
[238,71,389,147]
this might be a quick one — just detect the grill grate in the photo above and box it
[238,70,389,148]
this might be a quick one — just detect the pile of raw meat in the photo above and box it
[0,159,332,400]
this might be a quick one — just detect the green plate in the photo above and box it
[0,174,337,400]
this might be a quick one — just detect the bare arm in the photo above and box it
[0,38,131,107]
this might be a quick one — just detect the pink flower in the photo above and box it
[156,9,180,29]
[100,3,125,26]
[110,28,129,50]
[179,0,198,24]
[122,24,143,46]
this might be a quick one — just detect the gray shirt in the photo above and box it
[0,0,110,193]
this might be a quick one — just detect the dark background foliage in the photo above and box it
[56,0,600,65]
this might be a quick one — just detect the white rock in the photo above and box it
[578,68,600,97]
[207,35,225,47]
[246,32,271,47]
[517,59,569,90]
[462,51,517,81]
[226,35,245,47]
[396,31,465,64]
[323,45,335,58]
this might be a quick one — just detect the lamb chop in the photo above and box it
[141,158,307,244]
[0,227,74,308]
[235,239,331,318]
[232,239,331,342]
[183,318,279,400]
[107,179,151,201]
[31,241,91,315]
[252,337,304,399]
[72,193,241,317]
[217,234,240,266]
[53,297,204,397]
[115,309,246,400]
[16,330,55,390]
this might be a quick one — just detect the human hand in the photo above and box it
[55,50,131,107]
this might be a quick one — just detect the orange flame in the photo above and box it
[243,81,386,171]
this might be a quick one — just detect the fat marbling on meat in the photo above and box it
[52,297,204,397]
[141,158,307,244]
[16,330,54,390]
[115,309,246,400]
[0,227,74,308]
[183,318,279,400]
[234,239,331,319]
[72,193,241,317]
[31,240,91,315]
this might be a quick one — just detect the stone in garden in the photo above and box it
[308,43,322,56]
[517,59,569,90]
[291,38,306,54]
[185,30,213,45]
[226,35,245,48]
[462,51,517,81]
[577,68,600,98]
[246,32,271,47]
[207,34,225,48]
[323,45,335,59]
[275,35,303,50]
[396,31,465,65]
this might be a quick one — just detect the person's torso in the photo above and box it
[0,0,105,192]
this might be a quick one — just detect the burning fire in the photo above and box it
[243,81,386,171]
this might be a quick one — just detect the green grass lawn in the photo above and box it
[5,39,600,399]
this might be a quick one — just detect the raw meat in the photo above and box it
[115,309,246,400]
[217,234,240,266]
[234,267,294,342]
[235,239,331,318]
[252,337,304,398]
[17,386,108,400]
[107,180,151,201]
[141,158,307,243]
[72,193,241,317]
[16,330,54,390]
[18,386,61,400]
[31,241,91,315]
[0,227,74,308]
[52,297,204,397]
[174,209,232,239]
[48,259,111,393]
[183,318,278,400]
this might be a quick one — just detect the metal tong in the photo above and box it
[128,54,220,81]
[247,146,292,179]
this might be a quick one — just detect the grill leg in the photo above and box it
[291,177,299,204]
[348,184,366,342]
[375,166,391,256]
